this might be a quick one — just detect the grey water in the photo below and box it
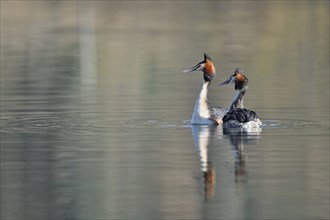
[1,2,329,220]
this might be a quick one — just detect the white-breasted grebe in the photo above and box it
[219,68,262,129]
[183,53,227,125]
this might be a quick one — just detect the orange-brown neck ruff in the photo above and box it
[235,73,248,90]
[236,73,244,81]
[204,60,215,75]
[204,60,215,82]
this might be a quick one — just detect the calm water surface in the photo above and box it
[1,2,329,220]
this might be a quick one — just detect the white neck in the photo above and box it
[191,81,214,125]
[229,90,244,112]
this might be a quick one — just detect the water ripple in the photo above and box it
[262,120,329,129]
[1,114,328,135]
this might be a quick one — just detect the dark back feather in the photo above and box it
[223,108,259,124]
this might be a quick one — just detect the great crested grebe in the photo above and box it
[219,68,262,129]
[183,53,227,125]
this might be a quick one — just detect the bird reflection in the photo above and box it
[191,125,219,200]
[223,128,261,184]
[192,125,261,200]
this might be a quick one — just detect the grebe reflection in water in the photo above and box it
[223,129,261,184]
[191,125,218,200]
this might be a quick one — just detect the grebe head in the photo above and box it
[219,68,248,91]
[183,53,216,82]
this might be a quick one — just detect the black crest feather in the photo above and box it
[204,53,212,61]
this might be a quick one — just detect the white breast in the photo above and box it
[191,81,216,125]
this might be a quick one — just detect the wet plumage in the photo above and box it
[222,108,261,128]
